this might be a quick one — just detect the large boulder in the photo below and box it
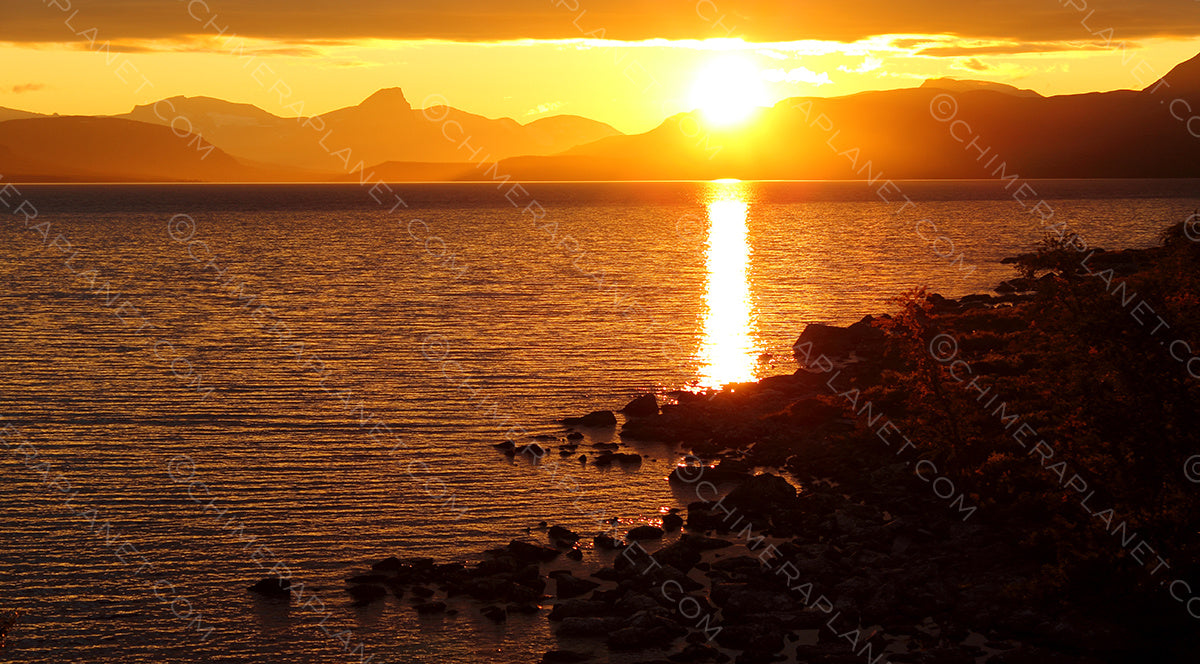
[724,473,799,514]
[792,315,885,364]
[507,540,561,564]
[621,394,659,418]
[626,525,665,540]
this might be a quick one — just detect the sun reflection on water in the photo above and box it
[697,180,760,388]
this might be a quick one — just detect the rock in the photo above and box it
[566,547,584,561]
[594,534,623,550]
[724,473,798,514]
[515,444,547,459]
[662,514,684,531]
[562,411,618,427]
[540,650,594,663]
[371,556,404,572]
[347,584,388,606]
[493,440,515,451]
[549,525,581,543]
[557,617,612,637]
[670,644,731,662]
[248,577,292,598]
[548,599,609,621]
[627,525,665,540]
[566,432,584,440]
[347,574,389,584]
[414,601,447,615]
[553,573,600,599]
[508,540,561,564]
[792,316,886,364]
[622,393,660,418]
[480,605,507,623]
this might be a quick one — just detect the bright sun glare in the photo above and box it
[689,55,768,128]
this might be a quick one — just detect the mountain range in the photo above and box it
[3,52,1200,182]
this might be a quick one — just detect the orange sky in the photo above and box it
[4,1,1200,133]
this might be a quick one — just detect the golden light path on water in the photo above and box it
[697,179,761,388]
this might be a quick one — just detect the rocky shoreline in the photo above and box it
[249,230,1200,663]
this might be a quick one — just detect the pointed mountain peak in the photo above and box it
[1148,52,1200,95]
[360,87,412,112]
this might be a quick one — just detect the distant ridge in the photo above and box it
[920,78,1043,98]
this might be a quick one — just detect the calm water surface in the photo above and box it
[1,180,1197,663]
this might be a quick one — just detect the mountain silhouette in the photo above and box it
[2,52,1200,182]
[117,89,621,174]
[0,116,273,182]
[490,52,1200,181]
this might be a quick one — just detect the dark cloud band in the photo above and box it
[5,0,1199,44]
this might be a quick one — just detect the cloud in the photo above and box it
[916,41,1118,57]
[838,56,883,73]
[1,1,1196,44]
[9,83,46,94]
[526,101,564,116]
[762,67,833,86]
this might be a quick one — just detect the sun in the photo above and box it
[689,55,769,128]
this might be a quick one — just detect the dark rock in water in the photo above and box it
[594,534,623,550]
[509,602,540,615]
[540,650,594,663]
[480,605,507,623]
[493,440,515,451]
[552,571,601,599]
[248,577,292,598]
[410,586,435,599]
[557,616,613,637]
[515,443,547,458]
[996,277,1036,293]
[627,525,665,540]
[549,525,581,543]
[371,556,404,572]
[548,599,609,621]
[562,410,617,427]
[566,432,584,440]
[764,397,842,429]
[653,539,703,573]
[566,547,583,561]
[347,574,389,585]
[662,514,684,531]
[578,455,587,463]
[686,501,726,531]
[533,434,557,441]
[622,393,660,417]
[347,584,387,606]
[593,442,620,451]
[792,315,885,363]
[724,473,798,513]
[671,643,731,662]
[414,601,447,615]
[508,539,561,564]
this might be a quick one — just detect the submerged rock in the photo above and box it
[414,601,447,615]
[248,577,292,598]
[562,411,618,427]
[347,584,387,606]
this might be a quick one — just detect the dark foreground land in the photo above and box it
[240,224,1200,664]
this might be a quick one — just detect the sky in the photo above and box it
[3,0,1200,133]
